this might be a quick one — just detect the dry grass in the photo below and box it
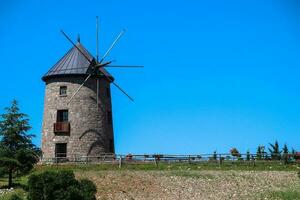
[1,163,299,199]
[76,170,299,200]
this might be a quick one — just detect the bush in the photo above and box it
[27,170,96,200]
[298,171,300,179]
[230,148,241,158]
[79,179,97,200]
[9,194,24,200]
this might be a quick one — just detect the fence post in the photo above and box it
[119,155,122,169]
[252,155,255,167]
[219,154,222,166]
[188,155,191,164]
[154,157,158,167]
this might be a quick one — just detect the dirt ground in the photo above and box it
[76,170,298,200]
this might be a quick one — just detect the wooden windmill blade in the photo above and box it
[67,74,92,105]
[94,62,144,69]
[60,29,134,103]
[61,30,93,63]
[111,82,134,101]
[105,65,144,68]
[99,29,126,64]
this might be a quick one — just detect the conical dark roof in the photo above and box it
[42,42,113,81]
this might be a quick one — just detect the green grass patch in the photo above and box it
[34,162,300,173]
[260,180,300,200]
[0,176,28,189]
[267,188,300,200]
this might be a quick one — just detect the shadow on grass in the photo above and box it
[0,177,28,191]
[0,182,28,190]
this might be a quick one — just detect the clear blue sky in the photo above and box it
[0,0,300,154]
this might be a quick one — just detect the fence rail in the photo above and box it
[40,153,300,167]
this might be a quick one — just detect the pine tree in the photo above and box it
[282,144,289,164]
[291,148,296,160]
[256,146,262,160]
[0,100,39,187]
[268,140,281,160]
[246,150,251,161]
[212,151,217,160]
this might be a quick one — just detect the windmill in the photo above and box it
[61,17,142,105]
[40,18,142,161]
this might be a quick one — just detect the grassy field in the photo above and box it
[34,161,300,172]
[0,162,299,200]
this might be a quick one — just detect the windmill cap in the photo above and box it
[42,42,114,81]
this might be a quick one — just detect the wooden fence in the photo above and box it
[41,153,300,167]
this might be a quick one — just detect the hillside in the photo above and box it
[75,168,299,199]
[2,163,300,200]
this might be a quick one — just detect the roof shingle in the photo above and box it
[42,42,113,81]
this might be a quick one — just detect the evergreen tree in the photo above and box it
[256,146,262,160]
[261,146,267,160]
[291,148,296,160]
[291,148,295,155]
[282,144,289,164]
[0,100,39,187]
[268,140,281,160]
[212,150,217,160]
[246,150,251,161]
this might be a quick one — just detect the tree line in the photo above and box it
[211,142,299,163]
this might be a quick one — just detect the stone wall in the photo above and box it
[41,75,114,160]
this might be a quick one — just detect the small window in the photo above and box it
[55,143,67,158]
[57,110,68,122]
[106,87,111,98]
[59,86,67,96]
[107,111,112,124]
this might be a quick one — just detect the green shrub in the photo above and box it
[79,179,97,200]
[27,170,96,200]
[9,194,23,200]
[230,148,241,158]
[298,171,300,179]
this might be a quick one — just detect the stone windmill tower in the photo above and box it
[41,27,141,161]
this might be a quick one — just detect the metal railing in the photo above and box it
[53,122,70,133]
